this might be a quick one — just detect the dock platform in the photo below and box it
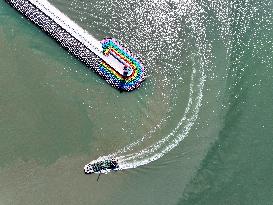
[6,0,146,91]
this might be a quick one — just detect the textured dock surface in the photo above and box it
[6,0,146,91]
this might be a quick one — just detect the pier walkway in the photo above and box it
[29,0,125,75]
[6,0,146,91]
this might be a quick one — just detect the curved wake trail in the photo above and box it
[93,51,207,170]
[85,0,214,171]
[117,66,205,169]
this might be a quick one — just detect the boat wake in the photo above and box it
[94,54,206,171]
[83,0,212,172]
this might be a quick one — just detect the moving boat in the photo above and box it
[84,159,119,174]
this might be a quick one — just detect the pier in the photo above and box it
[6,0,146,91]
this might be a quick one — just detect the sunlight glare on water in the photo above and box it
[1,0,273,204]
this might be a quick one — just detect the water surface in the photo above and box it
[0,0,272,204]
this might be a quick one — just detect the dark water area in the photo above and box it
[179,1,273,204]
[0,0,273,204]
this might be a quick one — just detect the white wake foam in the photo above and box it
[84,0,211,171]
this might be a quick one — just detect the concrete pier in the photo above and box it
[6,0,146,91]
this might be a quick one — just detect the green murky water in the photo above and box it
[0,0,272,204]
